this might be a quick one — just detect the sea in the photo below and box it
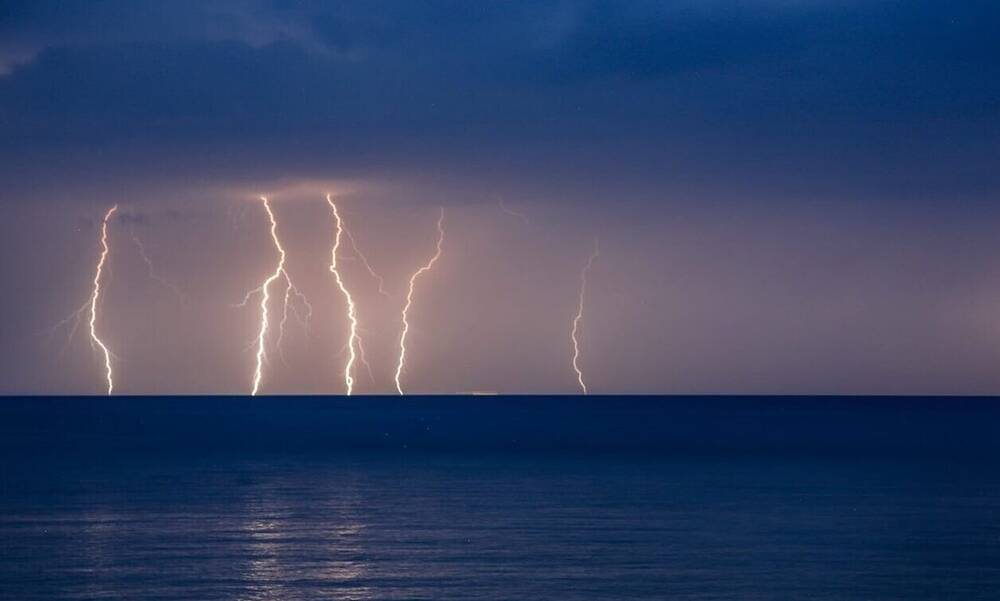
[1,396,999,600]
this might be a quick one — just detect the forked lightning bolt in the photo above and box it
[394,208,445,395]
[571,239,599,394]
[325,194,363,395]
[240,196,310,396]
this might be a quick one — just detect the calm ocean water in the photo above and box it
[1,396,999,600]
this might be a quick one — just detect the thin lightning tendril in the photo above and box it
[355,337,377,384]
[129,226,185,304]
[89,205,118,395]
[394,208,445,395]
[343,227,390,297]
[339,213,385,385]
[276,281,296,364]
[498,197,529,225]
[571,238,599,394]
[48,301,89,361]
[276,278,313,365]
[326,194,362,395]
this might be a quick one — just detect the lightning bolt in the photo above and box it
[394,208,445,395]
[240,196,309,396]
[571,239,599,394]
[88,205,119,395]
[325,194,362,395]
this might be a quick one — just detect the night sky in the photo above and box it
[2,1,1000,394]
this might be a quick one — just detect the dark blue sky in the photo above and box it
[2,1,1000,394]
[3,0,998,201]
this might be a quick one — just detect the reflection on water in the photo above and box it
[239,473,371,600]
[2,451,1000,599]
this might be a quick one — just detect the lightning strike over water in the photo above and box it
[571,239,600,394]
[89,205,119,395]
[394,208,445,395]
[325,195,362,395]
[241,196,308,396]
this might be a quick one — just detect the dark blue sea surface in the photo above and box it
[1,396,999,600]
